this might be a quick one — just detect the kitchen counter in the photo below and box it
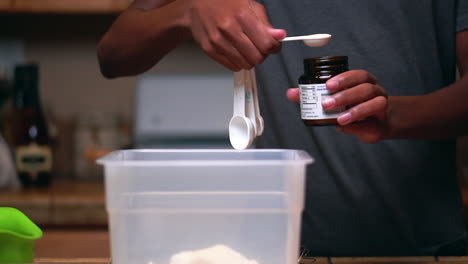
[35,229,109,258]
[31,256,468,264]
[0,182,106,226]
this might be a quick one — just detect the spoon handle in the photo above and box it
[233,71,246,117]
[249,69,264,136]
[282,36,307,41]
[244,69,257,136]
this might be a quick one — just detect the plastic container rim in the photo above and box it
[97,149,314,167]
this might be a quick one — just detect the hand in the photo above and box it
[287,70,391,143]
[186,0,286,71]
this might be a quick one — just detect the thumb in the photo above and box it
[268,28,287,40]
[286,88,300,103]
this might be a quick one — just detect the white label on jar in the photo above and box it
[299,83,343,120]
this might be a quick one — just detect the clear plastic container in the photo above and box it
[98,149,313,264]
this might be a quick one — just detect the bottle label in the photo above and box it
[299,83,343,120]
[16,143,52,178]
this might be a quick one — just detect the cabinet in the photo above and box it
[3,0,129,13]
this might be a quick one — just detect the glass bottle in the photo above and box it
[298,56,349,125]
[11,64,52,187]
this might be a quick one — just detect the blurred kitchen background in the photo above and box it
[1,1,234,181]
[0,1,234,258]
[0,0,468,259]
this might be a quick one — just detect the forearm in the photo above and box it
[97,0,191,78]
[388,75,468,139]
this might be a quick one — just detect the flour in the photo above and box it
[169,245,258,264]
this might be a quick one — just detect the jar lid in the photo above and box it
[303,56,348,66]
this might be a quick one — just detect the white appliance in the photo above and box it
[135,73,233,148]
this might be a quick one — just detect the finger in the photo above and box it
[286,88,300,102]
[336,121,375,135]
[225,31,267,66]
[235,8,280,60]
[211,11,264,67]
[266,28,286,54]
[326,70,378,92]
[336,121,383,143]
[194,22,245,71]
[336,96,387,125]
[268,28,287,41]
[322,83,387,110]
[242,22,282,55]
[205,51,241,71]
[199,38,242,71]
[205,29,254,69]
[216,5,278,66]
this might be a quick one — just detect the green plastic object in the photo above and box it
[0,207,43,263]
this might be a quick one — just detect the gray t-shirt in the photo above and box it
[256,0,468,256]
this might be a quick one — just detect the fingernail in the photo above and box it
[326,80,339,90]
[322,97,336,108]
[338,112,352,125]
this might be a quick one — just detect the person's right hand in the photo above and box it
[186,0,286,71]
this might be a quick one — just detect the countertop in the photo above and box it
[31,256,468,264]
[0,182,106,226]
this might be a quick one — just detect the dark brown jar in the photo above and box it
[298,56,348,126]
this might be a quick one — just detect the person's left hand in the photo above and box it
[287,70,391,143]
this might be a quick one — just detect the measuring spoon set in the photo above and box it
[229,34,331,149]
[229,69,264,150]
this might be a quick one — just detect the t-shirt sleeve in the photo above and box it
[457,0,468,32]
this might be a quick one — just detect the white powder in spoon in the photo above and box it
[169,244,258,264]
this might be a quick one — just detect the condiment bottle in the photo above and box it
[10,64,52,187]
[298,56,349,125]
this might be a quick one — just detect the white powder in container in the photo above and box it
[169,244,258,264]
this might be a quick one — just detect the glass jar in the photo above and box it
[298,56,349,126]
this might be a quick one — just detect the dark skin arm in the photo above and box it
[97,0,286,78]
[287,30,468,142]
[382,31,468,140]
[97,0,191,78]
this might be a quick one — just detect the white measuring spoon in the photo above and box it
[248,68,264,136]
[281,33,332,47]
[244,69,258,136]
[229,71,256,150]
